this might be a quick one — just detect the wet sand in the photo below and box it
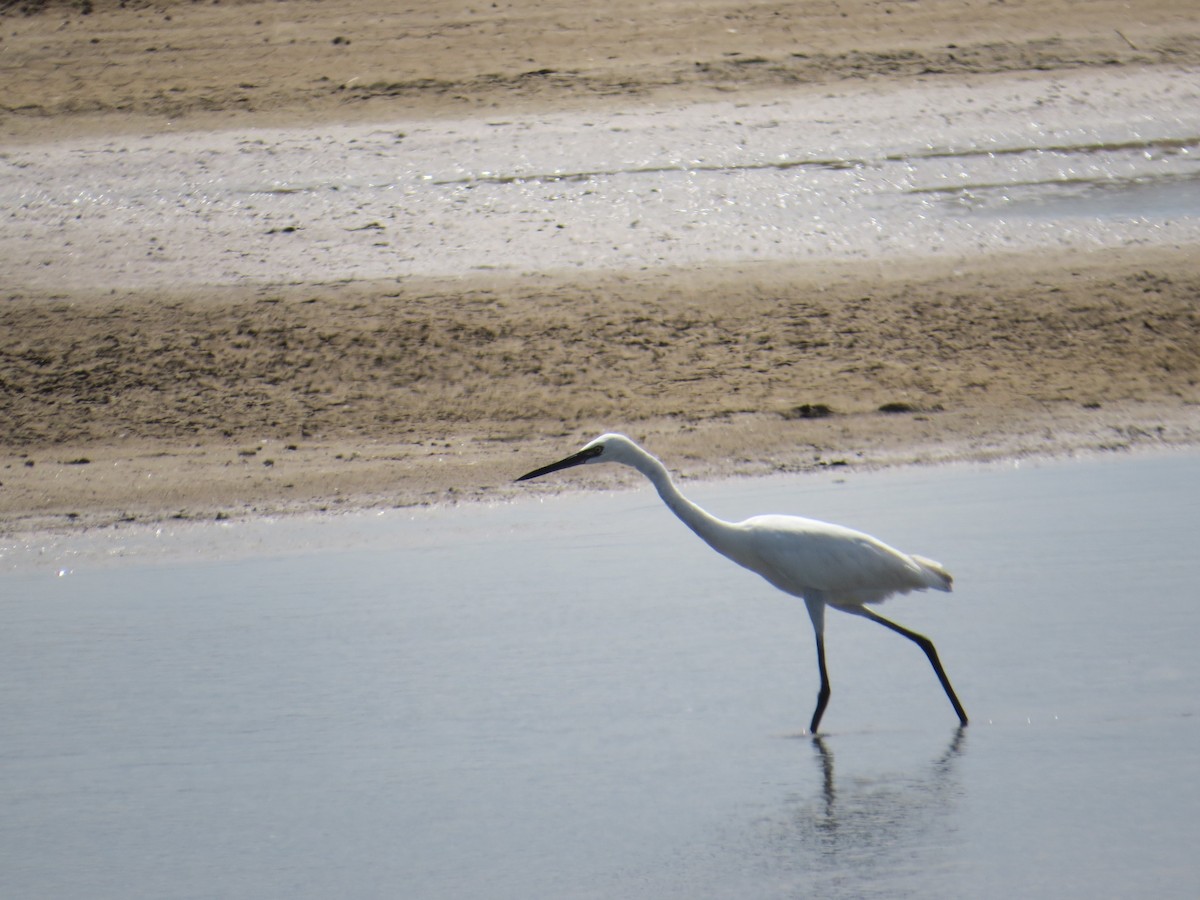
[2,0,1199,533]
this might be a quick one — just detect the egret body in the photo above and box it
[517,433,967,733]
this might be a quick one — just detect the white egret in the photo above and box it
[517,433,967,733]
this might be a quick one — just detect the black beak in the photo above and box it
[516,446,601,481]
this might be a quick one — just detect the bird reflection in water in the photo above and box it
[811,728,965,827]
[753,729,969,892]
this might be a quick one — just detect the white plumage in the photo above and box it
[729,514,952,606]
[518,433,967,733]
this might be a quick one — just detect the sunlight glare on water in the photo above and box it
[3,69,1198,290]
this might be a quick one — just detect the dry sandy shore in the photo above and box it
[2,0,1199,534]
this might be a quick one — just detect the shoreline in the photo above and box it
[4,247,1197,536]
[4,433,1197,547]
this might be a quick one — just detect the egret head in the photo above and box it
[516,433,639,481]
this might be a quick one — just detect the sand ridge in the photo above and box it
[3,249,1197,532]
[4,0,1199,141]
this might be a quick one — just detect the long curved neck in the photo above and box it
[626,447,736,553]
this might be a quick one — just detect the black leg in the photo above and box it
[857,608,968,726]
[810,629,832,734]
[805,598,832,734]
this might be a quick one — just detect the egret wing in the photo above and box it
[735,515,949,605]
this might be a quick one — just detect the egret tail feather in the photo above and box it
[911,554,953,592]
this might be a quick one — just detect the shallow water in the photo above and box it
[3,452,1198,897]
[4,68,1198,290]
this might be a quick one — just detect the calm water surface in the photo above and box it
[3,453,1198,898]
